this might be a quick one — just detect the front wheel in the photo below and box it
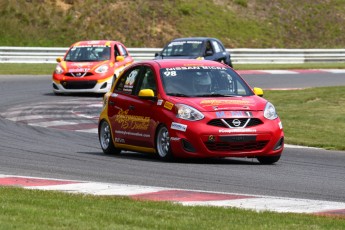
[99,120,121,155]
[257,155,281,165]
[156,125,173,161]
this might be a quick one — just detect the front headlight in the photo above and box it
[95,65,109,73]
[55,65,63,74]
[264,102,278,120]
[175,104,204,121]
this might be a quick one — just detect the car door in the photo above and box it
[203,40,216,61]
[107,65,157,149]
[212,40,228,62]
[204,39,225,62]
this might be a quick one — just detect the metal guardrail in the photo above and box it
[1,46,345,64]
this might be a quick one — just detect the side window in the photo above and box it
[118,45,128,57]
[114,45,120,58]
[205,41,214,55]
[114,67,140,94]
[139,67,157,95]
[212,41,223,53]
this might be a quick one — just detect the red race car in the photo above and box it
[52,40,134,94]
[98,59,284,164]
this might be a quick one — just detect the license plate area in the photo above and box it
[219,135,257,142]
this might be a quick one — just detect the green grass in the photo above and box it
[0,63,56,75]
[264,87,345,150]
[1,187,344,230]
[1,0,345,48]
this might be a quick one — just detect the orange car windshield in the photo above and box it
[65,46,111,62]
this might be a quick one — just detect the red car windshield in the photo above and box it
[65,46,111,62]
[160,67,253,97]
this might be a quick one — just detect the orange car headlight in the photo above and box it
[55,65,63,74]
[95,65,109,73]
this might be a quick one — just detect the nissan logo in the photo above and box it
[232,119,241,127]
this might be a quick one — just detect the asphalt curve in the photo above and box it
[0,74,344,202]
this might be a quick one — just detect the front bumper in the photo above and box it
[52,76,113,94]
[168,119,284,158]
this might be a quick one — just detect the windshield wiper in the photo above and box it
[195,93,236,97]
[166,93,190,97]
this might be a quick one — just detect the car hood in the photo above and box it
[155,55,199,60]
[60,60,110,72]
[171,96,267,112]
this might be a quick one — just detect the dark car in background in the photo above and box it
[154,37,232,67]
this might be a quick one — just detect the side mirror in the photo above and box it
[56,57,63,63]
[155,52,160,57]
[139,89,155,98]
[253,87,264,97]
[116,56,125,62]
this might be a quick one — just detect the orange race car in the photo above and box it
[52,40,134,94]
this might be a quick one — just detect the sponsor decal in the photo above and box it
[170,137,181,141]
[115,109,150,130]
[171,122,187,132]
[110,93,118,98]
[115,130,150,138]
[123,69,139,92]
[114,138,125,143]
[219,129,257,133]
[157,99,163,106]
[164,101,174,110]
[164,66,226,71]
[279,121,283,129]
[200,99,253,107]
[215,111,252,118]
[69,68,90,72]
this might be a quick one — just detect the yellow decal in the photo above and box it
[105,41,111,47]
[97,76,113,83]
[115,109,150,130]
[114,143,155,154]
[91,61,108,71]
[164,101,174,110]
[61,61,67,71]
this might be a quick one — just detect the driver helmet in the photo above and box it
[100,48,110,60]
[194,74,212,92]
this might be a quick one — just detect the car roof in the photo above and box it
[138,59,228,69]
[170,37,220,42]
[70,40,121,47]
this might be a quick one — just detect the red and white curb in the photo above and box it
[1,174,344,217]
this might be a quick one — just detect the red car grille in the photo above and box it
[205,141,268,152]
[65,72,93,77]
[207,118,263,128]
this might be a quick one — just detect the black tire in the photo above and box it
[156,125,174,161]
[99,120,121,155]
[257,155,281,165]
